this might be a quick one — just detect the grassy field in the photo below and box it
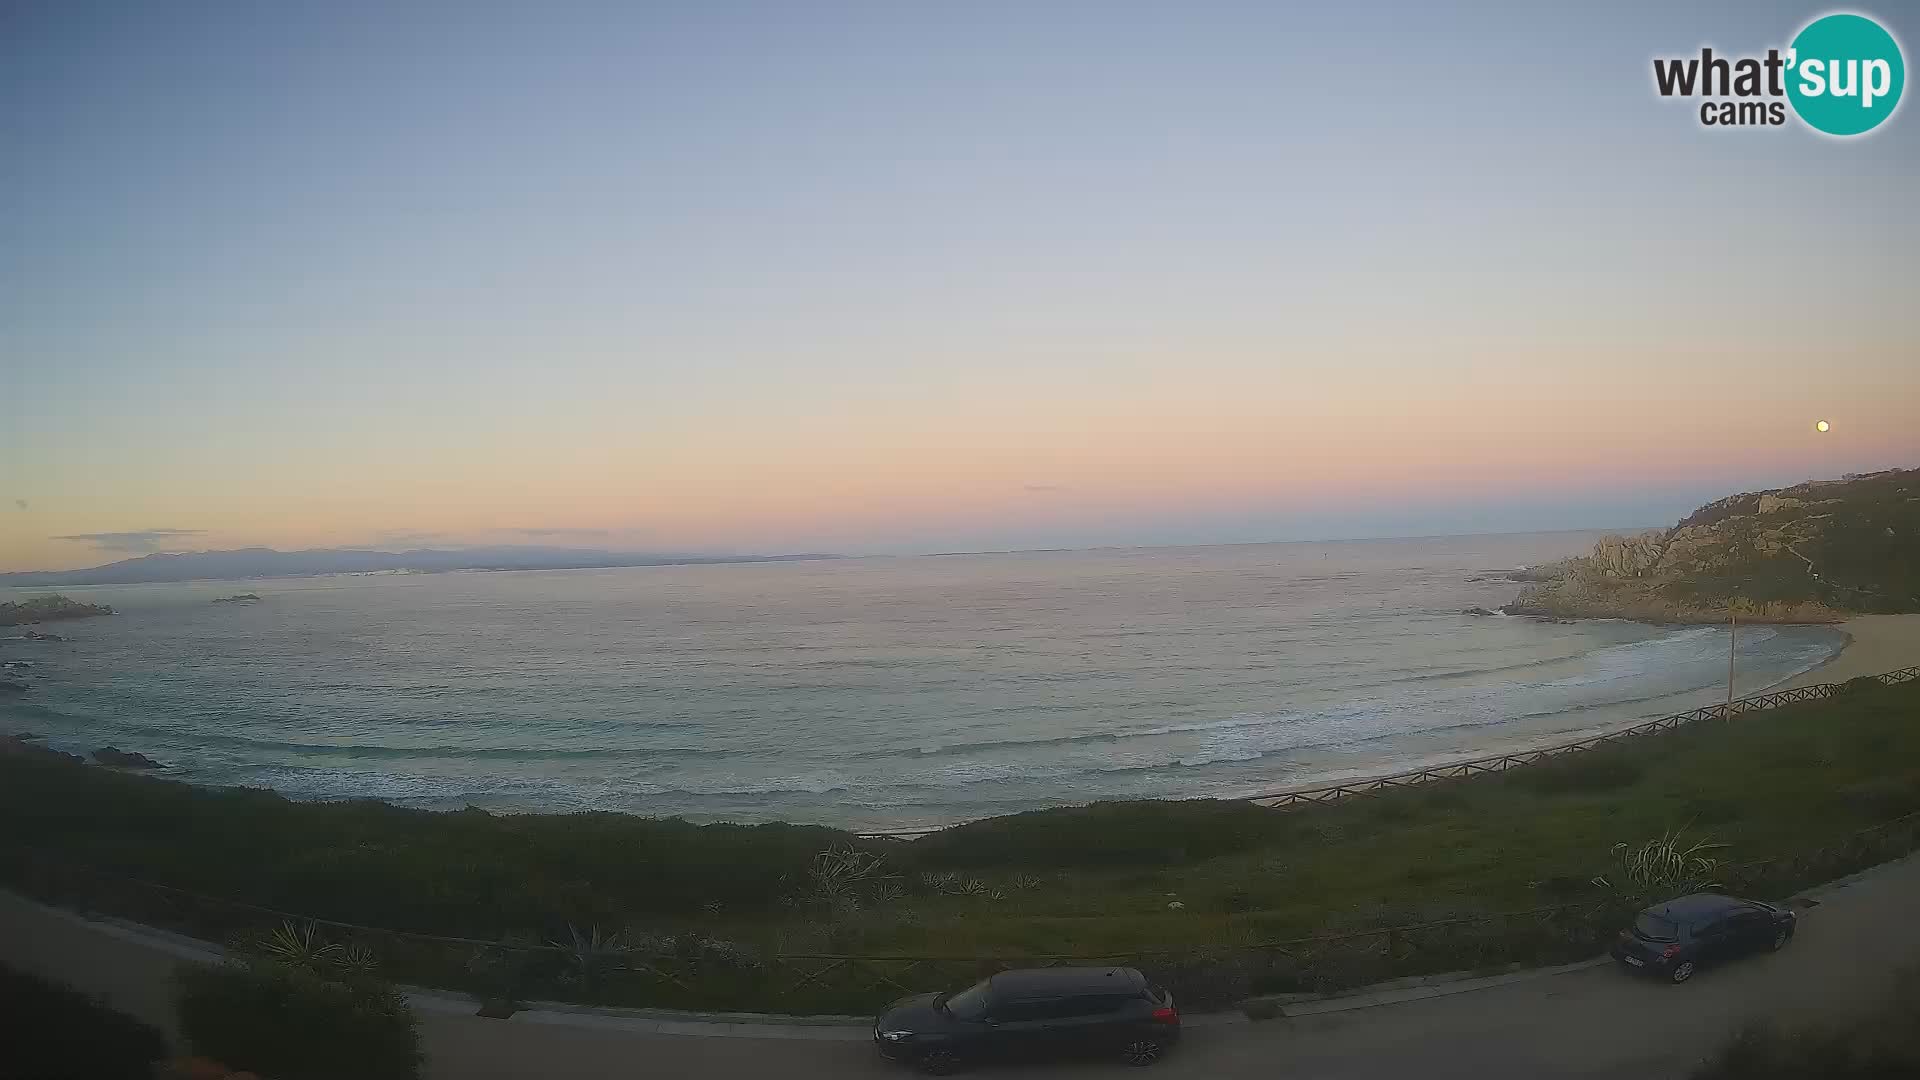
[2,676,1917,1011]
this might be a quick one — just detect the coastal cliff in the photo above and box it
[0,595,115,627]
[1508,468,1919,624]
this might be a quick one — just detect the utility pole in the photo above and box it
[1726,603,1738,710]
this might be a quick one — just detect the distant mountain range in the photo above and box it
[0,546,843,587]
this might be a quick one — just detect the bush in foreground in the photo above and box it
[176,961,421,1080]
[0,962,167,1080]
[1692,970,1920,1078]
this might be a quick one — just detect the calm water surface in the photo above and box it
[1,534,1844,829]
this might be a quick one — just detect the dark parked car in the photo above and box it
[873,966,1179,1074]
[1610,892,1797,983]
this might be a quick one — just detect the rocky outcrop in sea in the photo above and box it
[1,595,114,627]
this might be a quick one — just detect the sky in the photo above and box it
[3,1,1917,572]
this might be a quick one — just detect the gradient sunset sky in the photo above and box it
[4,2,1916,572]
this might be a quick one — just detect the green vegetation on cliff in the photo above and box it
[0,594,115,626]
[1511,468,1920,623]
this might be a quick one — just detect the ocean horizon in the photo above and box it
[2,532,1846,831]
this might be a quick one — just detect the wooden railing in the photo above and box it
[857,667,1920,838]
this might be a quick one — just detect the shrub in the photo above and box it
[1678,794,1741,825]
[800,844,898,914]
[1514,748,1644,794]
[1693,1004,1920,1078]
[903,799,1293,867]
[0,963,167,1080]
[1593,828,1725,905]
[176,961,421,1080]
[547,925,631,998]
[1836,675,1886,697]
[1835,776,1920,819]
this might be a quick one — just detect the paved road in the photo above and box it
[5,856,1916,1080]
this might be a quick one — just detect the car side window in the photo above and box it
[1056,994,1132,1017]
[1695,917,1726,937]
[997,998,1055,1022]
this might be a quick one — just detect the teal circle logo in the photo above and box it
[1787,13,1905,136]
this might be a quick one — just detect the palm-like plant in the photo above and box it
[335,942,382,978]
[804,845,897,915]
[258,920,340,970]
[548,925,630,992]
[1593,828,1727,903]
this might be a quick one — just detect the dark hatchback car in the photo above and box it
[1611,892,1797,983]
[873,966,1179,1074]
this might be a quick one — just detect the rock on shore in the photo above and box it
[92,746,166,769]
[0,735,84,764]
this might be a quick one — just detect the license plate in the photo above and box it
[1624,956,1644,967]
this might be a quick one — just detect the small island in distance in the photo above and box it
[0,595,116,627]
[0,545,844,588]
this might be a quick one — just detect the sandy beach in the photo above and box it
[1783,614,1920,689]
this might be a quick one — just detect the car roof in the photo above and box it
[1643,893,1753,922]
[988,967,1144,997]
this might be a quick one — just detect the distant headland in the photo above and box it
[1506,468,1919,624]
[0,595,116,627]
[0,546,844,587]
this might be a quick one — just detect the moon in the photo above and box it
[1816,420,1831,433]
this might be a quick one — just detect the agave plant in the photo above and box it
[803,844,897,914]
[1593,827,1727,903]
[335,942,381,978]
[258,920,339,971]
[921,870,962,894]
[548,925,631,991]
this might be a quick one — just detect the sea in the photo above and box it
[0,533,1846,832]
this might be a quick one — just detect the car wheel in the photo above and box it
[1669,960,1696,984]
[1771,929,1791,952]
[1122,1038,1166,1067]
[915,1048,961,1076]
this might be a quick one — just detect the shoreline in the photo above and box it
[1781,614,1920,689]
[4,614,1905,835]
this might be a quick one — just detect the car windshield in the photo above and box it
[940,981,993,1022]
[1634,913,1679,941]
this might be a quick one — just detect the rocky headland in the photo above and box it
[1,595,115,627]
[1506,469,1918,624]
